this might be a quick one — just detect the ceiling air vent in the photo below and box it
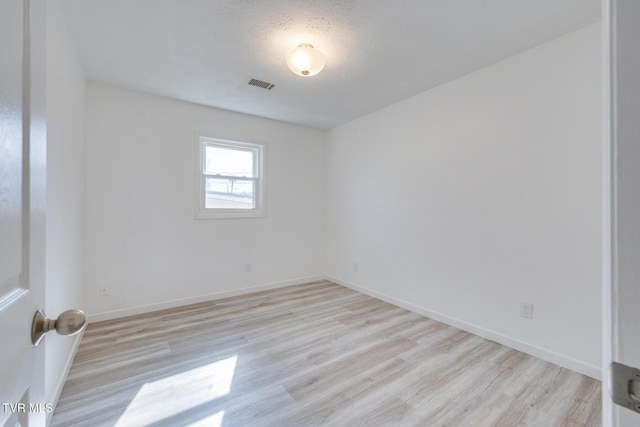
[248,78,275,90]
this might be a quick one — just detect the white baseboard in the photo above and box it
[47,329,85,425]
[88,274,601,379]
[88,276,325,323]
[326,275,601,380]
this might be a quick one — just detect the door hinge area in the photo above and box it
[612,362,640,414]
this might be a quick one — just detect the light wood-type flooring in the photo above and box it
[52,280,601,426]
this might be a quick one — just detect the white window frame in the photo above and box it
[195,136,265,219]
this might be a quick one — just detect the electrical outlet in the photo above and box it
[245,263,251,273]
[99,285,110,297]
[520,302,533,319]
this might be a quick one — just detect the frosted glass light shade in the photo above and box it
[286,43,326,77]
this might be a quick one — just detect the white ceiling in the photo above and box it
[59,0,600,129]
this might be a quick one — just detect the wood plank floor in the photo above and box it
[51,280,601,427]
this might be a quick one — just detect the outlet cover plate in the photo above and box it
[520,302,533,319]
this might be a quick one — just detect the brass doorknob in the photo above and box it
[31,309,86,346]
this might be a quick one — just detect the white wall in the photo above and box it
[325,24,602,378]
[45,0,86,412]
[85,84,325,319]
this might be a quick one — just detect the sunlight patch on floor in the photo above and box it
[186,410,225,427]
[115,356,237,426]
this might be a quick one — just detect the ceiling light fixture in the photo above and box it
[285,43,326,77]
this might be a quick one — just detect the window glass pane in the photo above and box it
[205,146,254,177]
[205,177,255,209]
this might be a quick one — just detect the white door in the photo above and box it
[604,0,640,425]
[0,0,45,425]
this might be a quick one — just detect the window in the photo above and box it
[196,136,265,219]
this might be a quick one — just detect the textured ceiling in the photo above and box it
[59,0,600,129]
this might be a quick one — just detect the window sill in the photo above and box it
[195,209,266,220]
